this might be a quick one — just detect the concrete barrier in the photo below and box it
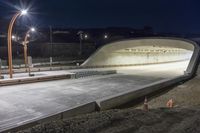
[74,70,117,79]
[0,74,75,86]
[0,69,116,86]
[2,102,97,133]
[96,75,189,110]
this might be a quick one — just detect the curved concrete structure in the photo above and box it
[83,37,200,76]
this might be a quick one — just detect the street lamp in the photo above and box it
[12,35,16,40]
[23,27,35,75]
[104,34,108,39]
[31,27,35,32]
[7,9,28,78]
[84,34,88,39]
[21,10,28,15]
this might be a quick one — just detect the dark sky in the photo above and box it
[0,0,200,33]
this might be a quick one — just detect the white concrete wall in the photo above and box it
[100,52,192,66]
[83,38,194,67]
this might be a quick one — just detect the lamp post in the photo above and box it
[77,31,83,55]
[7,10,27,78]
[23,27,35,73]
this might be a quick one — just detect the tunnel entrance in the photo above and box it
[110,45,192,66]
[83,38,199,77]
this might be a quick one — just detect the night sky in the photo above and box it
[0,0,200,33]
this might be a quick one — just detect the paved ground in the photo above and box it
[0,61,189,131]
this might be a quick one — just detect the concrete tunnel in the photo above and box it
[82,37,200,76]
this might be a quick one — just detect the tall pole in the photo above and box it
[23,30,30,72]
[7,12,21,78]
[80,34,82,55]
[77,31,83,56]
[49,26,53,58]
[24,44,28,72]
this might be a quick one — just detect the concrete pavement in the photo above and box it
[0,61,189,131]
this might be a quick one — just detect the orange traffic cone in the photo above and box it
[143,97,148,111]
[166,99,174,108]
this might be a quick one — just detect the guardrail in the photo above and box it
[74,70,117,79]
[0,60,85,69]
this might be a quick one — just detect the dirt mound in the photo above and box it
[18,107,200,133]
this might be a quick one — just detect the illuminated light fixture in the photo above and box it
[21,10,28,15]
[31,27,35,32]
[12,35,16,39]
[104,34,108,39]
[84,34,88,39]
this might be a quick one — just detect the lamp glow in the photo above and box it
[12,35,16,39]
[31,27,35,32]
[104,35,108,39]
[21,10,27,15]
